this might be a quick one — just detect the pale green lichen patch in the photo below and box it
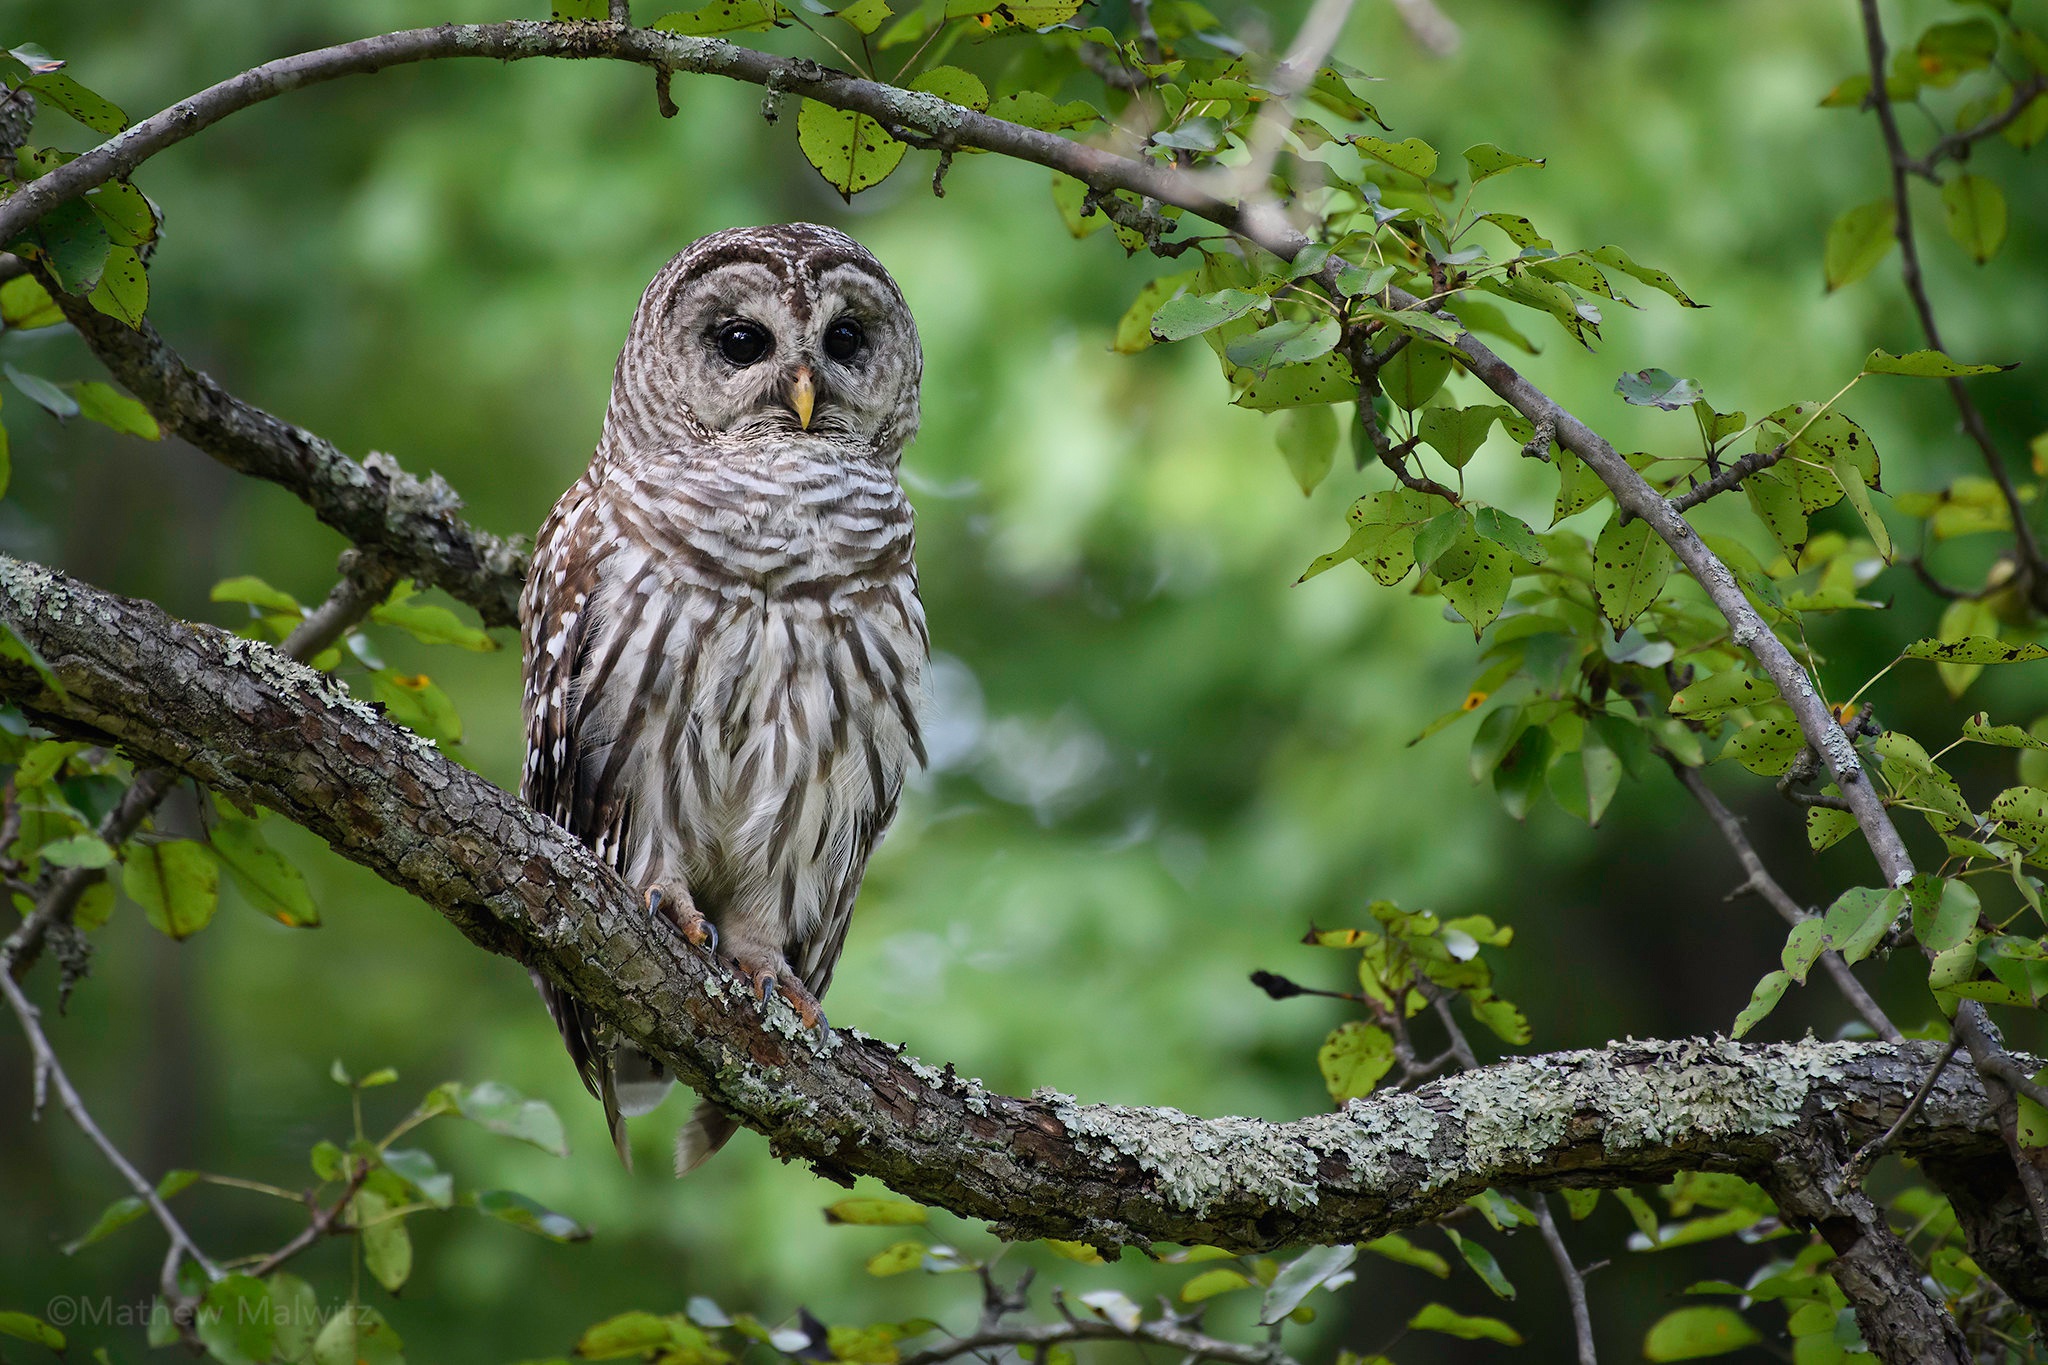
[1055,1101,1327,1214]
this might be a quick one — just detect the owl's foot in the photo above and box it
[646,886,716,954]
[728,949,827,1032]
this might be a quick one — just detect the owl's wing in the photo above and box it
[794,796,895,1001]
[520,483,625,1119]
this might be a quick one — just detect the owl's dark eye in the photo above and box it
[823,316,865,363]
[714,320,773,366]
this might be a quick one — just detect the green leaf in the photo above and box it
[1614,1187,1660,1241]
[552,0,609,14]
[988,91,1097,130]
[5,364,80,420]
[1421,405,1512,470]
[1942,173,2008,263]
[1225,316,1340,373]
[1353,136,1437,178]
[212,575,302,614]
[1562,1188,1601,1220]
[1363,1232,1450,1276]
[1917,19,1999,84]
[1473,506,1546,563]
[1669,669,1777,717]
[1586,244,1704,307]
[1113,271,1196,355]
[210,815,318,926]
[371,670,463,743]
[85,180,156,247]
[23,71,129,133]
[268,1274,320,1363]
[1963,712,2048,749]
[1318,1021,1396,1102]
[311,1304,403,1365]
[1180,1267,1252,1302]
[1440,542,1517,636]
[197,1275,276,1365]
[371,594,497,651]
[473,1188,591,1241]
[1909,875,1980,954]
[1780,920,1830,985]
[41,833,114,869]
[1824,199,1898,291]
[1444,1229,1515,1299]
[123,839,220,939]
[906,63,987,112]
[1592,515,1673,630]
[1237,352,1356,410]
[1824,886,1903,964]
[825,1197,928,1225]
[1731,969,1791,1038]
[1379,340,1454,412]
[1151,288,1267,342]
[834,0,891,33]
[1862,347,2013,378]
[1463,143,1544,184]
[1643,1306,1762,1360]
[0,1312,64,1350]
[354,1188,413,1292]
[1552,446,1608,524]
[944,0,1081,24]
[575,1311,679,1360]
[865,1241,927,1276]
[88,244,148,328]
[1301,488,1452,584]
[653,0,789,33]
[1275,406,1336,496]
[21,199,111,294]
[1904,636,2048,664]
[1260,1244,1356,1323]
[63,1193,147,1253]
[1407,1303,1522,1345]
[72,381,161,439]
[796,100,907,198]
[1615,368,1702,410]
[438,1079,571,1155]
[0,276,64,329]
[382,1147,454,1208]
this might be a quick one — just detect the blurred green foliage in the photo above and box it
[3,0,2048,1360]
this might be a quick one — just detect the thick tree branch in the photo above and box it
[0,554,2029,1260]
[40,279,523,629]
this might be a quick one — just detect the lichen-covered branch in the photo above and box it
[0,553,2028,1261]
[40,278,523,629]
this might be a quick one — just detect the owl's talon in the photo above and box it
[646,885,715,952]
[727,951,827,1031]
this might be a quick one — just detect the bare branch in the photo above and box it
[40,276,523,629]
[1906,74,2048,179]
[1671,762,1900,1042]
[1842,1037,1962,1191]
[0,961,220,1295]
[1854,0,2048,611]
[1385,0,1460,57]
[1531,1194,1596,1365]
[0,554,2026,1255]
[1668,443,1786,515]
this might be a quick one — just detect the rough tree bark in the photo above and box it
[0,555,2033,1284]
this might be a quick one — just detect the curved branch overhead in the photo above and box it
[0,556,2024,1253]
[1,17,1906,891]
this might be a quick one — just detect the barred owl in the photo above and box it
[519,224,927,1175]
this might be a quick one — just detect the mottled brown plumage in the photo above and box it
[520,224,927,1173]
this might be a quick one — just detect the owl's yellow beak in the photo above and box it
[788,367,816,431]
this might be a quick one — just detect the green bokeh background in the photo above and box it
[2,0,2044,1359]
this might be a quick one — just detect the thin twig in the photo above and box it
[1953,1007,2048,1249]
[895,1314,1298,1365]
[1840,1037,1961,1191]
[1385,0,1459,57]
[1855,0,2048,609]
[1531,1194,1597,1365]
[0,964,221,1294]
[1905,74,2047,178]
[243,1160,376,1282]
[1668,444,1786,514]
[1672,761,1901,1041]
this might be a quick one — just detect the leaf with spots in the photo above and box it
[88,244,148,328]
[1862,347,2014,379]
[1744,468,1808,560]
[1420,405,1513,469]
[1236,351,1355,411]
[654,0,789,32]
[1903,636,2048,665]
[1586,244,1704,307]
[908,64,987,111]
[1731,969,1790,1038]
[1300,488,1454,583]
[1352,136,1437,179]
[1318,1021,1395,1102]
[1963,712,2048,749]
[1668,669,1777,718]
[1378,341,1454,411]
[1551,446,1609,524]
[1439,542,1516,636]
[796,100,908,198]
[1718,713,1803,776]
[1591,515,1672,630]
[945,0,1083,27]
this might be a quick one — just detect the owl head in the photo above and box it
[612,223,922,458]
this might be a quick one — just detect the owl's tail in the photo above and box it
[674,1101,740,1177]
